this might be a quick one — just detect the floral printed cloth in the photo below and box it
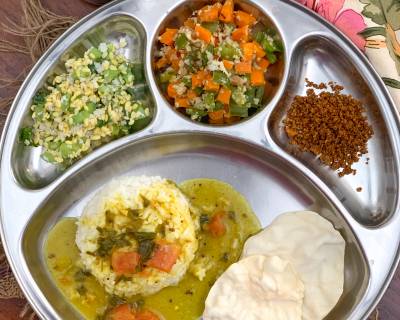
[296,0,400,110]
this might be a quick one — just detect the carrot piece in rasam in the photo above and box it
[136,310,160,320]
[207,211,226,237]
[146,242,180,272]
[107,304,136,320]
[111,251,140,275]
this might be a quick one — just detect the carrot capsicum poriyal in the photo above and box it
[155,0,282,124]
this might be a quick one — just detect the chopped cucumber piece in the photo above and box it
[59,142,80,159]
[104,68,119,82]
[88,47,102,61]
[61,94,71,111]
[41,151,56,163]
[73,111,91,124]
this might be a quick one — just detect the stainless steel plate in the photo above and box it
[21,132,369,319]
[1,0,400,319]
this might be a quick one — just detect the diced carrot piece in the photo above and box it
[234,10,256,27]
[207,212,226,237]
[251,69,265,86]
[253,41,266,58]
[219,0,234,23]
[111,251,140,275]
[217,87,231,105]
[198,3,222,22]
[241,42,255,61]
[231,25,249,43]
[136,310,160,320]
[107,304,136,320]
[235,61,252,74]
[170,57,180,71]
[192,70,207,88]
[195,24,212,43]
[257,58,270,71]
[224,115,241,124]
[165,47,177,61]
[208,109,225,121]
[184,18,196,29]
[167,83,178,98]
[187,89,199,100]
[223,59,234,70]
[155,57,168,69]
[164,47,178,69]
[159,28,178,46]
[175,97,190,108]
[204,74,220,91]
[209,117,225,124]
[147,242,180,272]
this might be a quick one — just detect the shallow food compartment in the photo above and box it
[21,132,368,319]
[151,0,285,126]
[12,14,155,190]
[267,35,399,227]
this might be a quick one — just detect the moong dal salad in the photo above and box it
[20,40,152,166]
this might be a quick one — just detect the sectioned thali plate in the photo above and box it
[1,0,400,319]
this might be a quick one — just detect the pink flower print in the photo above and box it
[297,0,367,51]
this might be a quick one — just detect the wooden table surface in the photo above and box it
[0,0,399,319]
